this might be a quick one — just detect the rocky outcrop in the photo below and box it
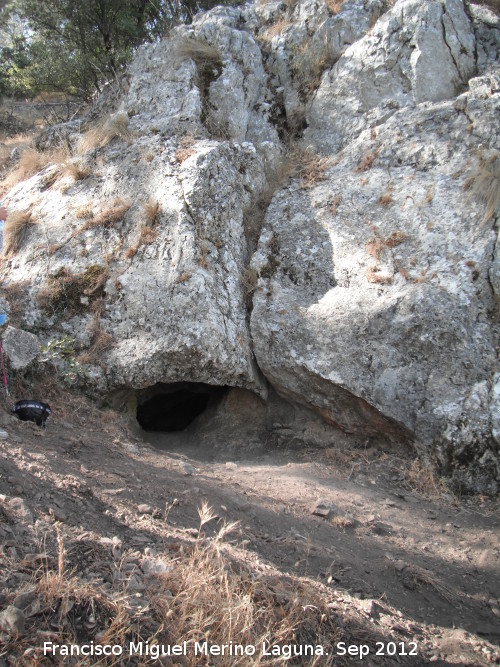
[2,0,499,492]
[2,326,40,370]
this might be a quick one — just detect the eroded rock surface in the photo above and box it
[2,0,500,492]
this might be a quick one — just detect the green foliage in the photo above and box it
[0,34,31,96]
[40,334,91,386]
[0,0,244,100]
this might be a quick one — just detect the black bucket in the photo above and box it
[13,400,51,428]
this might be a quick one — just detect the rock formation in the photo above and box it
[2,0,499,493]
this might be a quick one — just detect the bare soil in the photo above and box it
[0,389,499,666]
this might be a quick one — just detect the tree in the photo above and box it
[10,0,168,98]
[1,0,243,100]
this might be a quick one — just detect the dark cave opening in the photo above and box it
[136,383,225,432]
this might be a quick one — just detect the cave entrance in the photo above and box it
[136,382,226,432]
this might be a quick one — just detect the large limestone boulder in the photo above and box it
[2,7,278,395]
[251,0,500,493]
[2,326,40,370]
[305,0,476,152]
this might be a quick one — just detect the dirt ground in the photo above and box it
[0,389,499,666]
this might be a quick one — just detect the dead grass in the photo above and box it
[366,231,407,261]
[401,564,456,603]
[77,112,133,154]
[175,272,191,284]
[74,204,94,220]
[3,210,36,255]
[355,151,378,173]
[124,225,158,259]
[175,136,196,163]
[262,15,293,40]
[143,503,342,666]
[366,266,392,284]
[37,265,108,316]
[328,194,341,215]
[243,266,259,309]
[378,191,393,206]
[82,198,131,230]
[323,0,345,13]
[124,202,160,258]
[402,459,445,499]
[464,151,500,225]
[58,161,92,182]
[331,515,354,530]
[0,280,26,326]
[174,37,222,66]
[143,199,161,226]
[2,501,343,666]
[2,147,68,191]
[286,145,329,188]
[384,230,407,247]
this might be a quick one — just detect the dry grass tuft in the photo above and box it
[402,459,445,499]
[366,266,392,284]
[366,231,407,261]
[385,230,407,247]
[401,564,456,603]
[286,145,329,188]
[37,265,108,315]
[331,515,354,529]
[355,152,377,173]
[464,151,500,225]
[328,194,342,215]
[324,0,345,14]
[175,272,191,284]
[175,136,196,163]
[82,198,131,230]
[175,37,222,66]
[77,112,133,153]
[378,191,393,206]
[262,15,293,40]
[144,199,161,226]
[366,238,385,261]
[147,506,342,665]
[3,210,36,255]
[3,147,67,190]
[242,266,259,309]
[59,161,92,182]
[124,220,159,259]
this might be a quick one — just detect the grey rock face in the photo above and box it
[2,326,40,370]
[252,63,500,494]
[2,0,499,492]
[305,0,476,152]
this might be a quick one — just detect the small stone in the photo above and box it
[137,504,153,515]
[180,462,196,475]
[0,606,25,637]
[141,558,172,576]
[49,507,67,522]
[13,589,37,611]
[311,499,332,518]
[394,560,407,572]
[127,574,145,592]
[225,462,238,469]
[9,497,34,523]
